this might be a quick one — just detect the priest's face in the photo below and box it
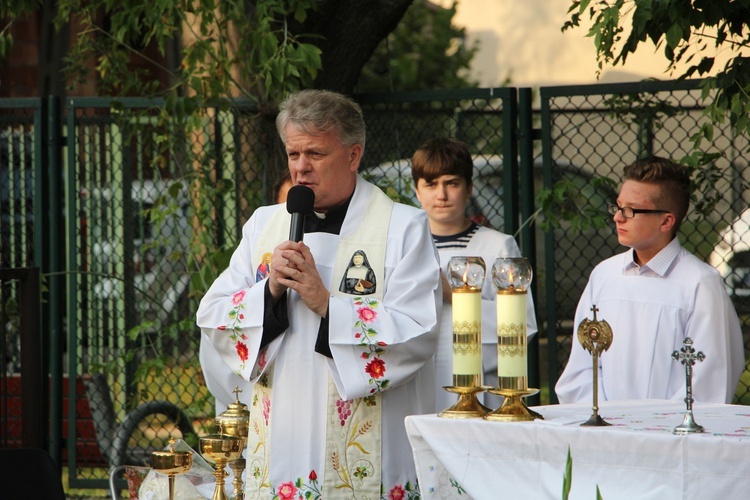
[284,124,362,213]
[614,180,673,261]
[415,174,472,234]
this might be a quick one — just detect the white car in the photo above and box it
[709,208,750,312]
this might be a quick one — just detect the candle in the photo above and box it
[496,290,527,389]
[452,286,482,387]
[492,258,532,391]
[447,257,486,388]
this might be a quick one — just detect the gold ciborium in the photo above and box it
[215,387,250,499]
[200,434,244,500]
[150,438,193,500]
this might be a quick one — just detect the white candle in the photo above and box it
[452,287,482,387]
[496,290,527,389]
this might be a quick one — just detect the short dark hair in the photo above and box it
[623,156,691,231]
[411,137,473,187]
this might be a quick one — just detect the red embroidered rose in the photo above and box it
[235,341,249,361]
[365,357,386,379]
[377,340,387,346]
[357,306,377,323]
[258,348,268,368]
[360,352,368,359]
[388,484,406,500]
[231,289,246,306]
[309,470,317,481]
[276,481,297,499]
[218,325,226,330]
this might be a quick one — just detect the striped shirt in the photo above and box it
[433,222,479,251]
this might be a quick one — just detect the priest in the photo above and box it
[198,89,441,498]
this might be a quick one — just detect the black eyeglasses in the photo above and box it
[607,203,669,219]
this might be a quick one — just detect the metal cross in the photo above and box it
[232,385,243,402]
[671,337,705,434]
[578,304,614,427]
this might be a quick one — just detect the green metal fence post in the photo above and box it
[46,95,64,466]
[519,87,541,405]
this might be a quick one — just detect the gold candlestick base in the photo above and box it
[229,457,246,499]
[438,386,491,419]
[483,387,543,422]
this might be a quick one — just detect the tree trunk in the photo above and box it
[290,0,414,94]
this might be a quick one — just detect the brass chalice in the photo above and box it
[215,387,250,499]
[200,434,244,500]
[150,438,193,500]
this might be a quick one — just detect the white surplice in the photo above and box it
[556,238,745,404]
[434,226,538,411]
[197,176,441,497]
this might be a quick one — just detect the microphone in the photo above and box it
[286,185,315,242]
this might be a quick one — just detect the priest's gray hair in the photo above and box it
[276,89,366,153]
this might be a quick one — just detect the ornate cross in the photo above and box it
[578,304,614,427]
[671,337,705,434]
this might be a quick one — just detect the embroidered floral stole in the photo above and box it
[244,182,393,498]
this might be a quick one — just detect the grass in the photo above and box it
[63,467,109,499]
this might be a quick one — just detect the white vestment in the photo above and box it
[197,176,441,497]
[434,226,538,410]
[556,239,745,404]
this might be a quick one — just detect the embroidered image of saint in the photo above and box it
[256,252,272,281]
[339,249,376,295]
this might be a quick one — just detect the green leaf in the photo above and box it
[665,23,683,49]
[562,447,572,500]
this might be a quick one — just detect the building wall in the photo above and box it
[0,15,40,97]
[437,0,740,88]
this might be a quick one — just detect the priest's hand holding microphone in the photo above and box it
[269,184,330,317]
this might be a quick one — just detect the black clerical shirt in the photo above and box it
[261,195,353,358]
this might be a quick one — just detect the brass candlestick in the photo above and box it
[439,385,491,418]
[150,438,193,500]
[439,257,489,419]
[200,435,244,500]
[216,386,250,499]
[578,305,613,427]
[484,387,543,421]
[484,257,542,422]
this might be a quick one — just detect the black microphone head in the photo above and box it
[286,185,315,214]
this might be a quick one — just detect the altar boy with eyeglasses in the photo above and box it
[556,156,744,404]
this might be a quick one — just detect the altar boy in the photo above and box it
[556,156,744,404]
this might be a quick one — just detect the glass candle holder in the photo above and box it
[447,256,485,388]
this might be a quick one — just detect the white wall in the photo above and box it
[438,0,732,87]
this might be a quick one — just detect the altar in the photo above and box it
[405,399,750,499]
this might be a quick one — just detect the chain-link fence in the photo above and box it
[63,99,287,486]
[540,80,750,404]
[1,83,749,490]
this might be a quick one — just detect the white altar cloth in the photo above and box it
[405,399,750,499]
